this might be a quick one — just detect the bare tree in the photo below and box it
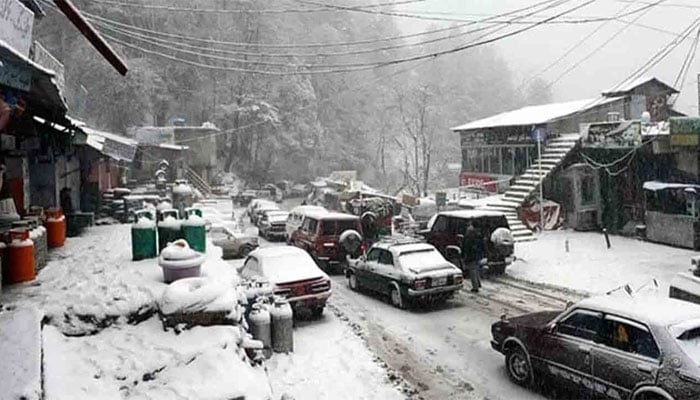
[394,85,434,197]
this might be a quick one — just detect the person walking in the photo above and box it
[463,223,483,292]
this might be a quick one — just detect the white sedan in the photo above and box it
[239,246,331,317]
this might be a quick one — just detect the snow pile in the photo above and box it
[43,317,271,400]
[267,312,404,400]
[508,230,696,294]
[158,216,181,229]
[158,277,240,317]
[181,214,206,227]
[133,217,156,229]
[0,225,240,335]
[0,307,43,400]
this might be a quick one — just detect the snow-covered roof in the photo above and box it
[602,76,678,97]
[576,294,700,327]
[643,181,700,192]
[438,210,506,219]
[451,97,622,131]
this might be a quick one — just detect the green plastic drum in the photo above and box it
[131,211,157,261]
[181,214,206,253]
[157,210,183,253]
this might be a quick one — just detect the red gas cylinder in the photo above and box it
[46,208,66,248]
[6,228,35,283]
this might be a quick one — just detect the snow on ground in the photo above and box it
[43,317,271,400]
[509,230,697,295]
[266,312,405,400]
[0,224,239,335]
[0,307,43,400]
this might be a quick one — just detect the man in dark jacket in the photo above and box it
[463,223,483,292]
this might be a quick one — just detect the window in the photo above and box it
[366,248,381,262]
[308,219,318,234]
[300,217,311,231]
[378,250,394,266]
[432,216,448,233]
[448,217,467,235]
[555,310,602,342]
[581,175,596,206]
[601,316,660,359]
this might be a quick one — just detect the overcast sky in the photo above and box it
[394,0,699,116]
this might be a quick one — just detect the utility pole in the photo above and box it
[538,134,544,232]
[697,73,700,116]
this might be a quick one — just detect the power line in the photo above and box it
[88,0,426,14]
[87,0,588,75]
[543,0,665,90]
[75,0,559,50]
[671,26,700,103]
[517,0,639,92]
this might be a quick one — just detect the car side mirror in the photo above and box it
[445,245,462,259]
[457,234,465,241]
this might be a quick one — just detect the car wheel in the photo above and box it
[348,273,359,291]
[239,245,253,258]
[506,346,533,387]
[389,286,405,309]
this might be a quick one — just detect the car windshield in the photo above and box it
[319,219,357,236]
[398,249,448,273]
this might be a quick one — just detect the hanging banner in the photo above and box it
[670,117,700,147]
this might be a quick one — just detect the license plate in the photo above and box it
[433,276,447,287]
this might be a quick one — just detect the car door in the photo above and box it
[373,249,399,296]
[591,315,661,400]
[359,248,383,291]
[538,309,603,399]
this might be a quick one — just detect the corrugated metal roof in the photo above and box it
[451,97,621,132]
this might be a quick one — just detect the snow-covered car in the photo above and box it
[491,294,700,400]
[209,224,258,259]
[246,199,275,221]
[239,246,331,316]
[345,239,463,308]
[257,210,289,241]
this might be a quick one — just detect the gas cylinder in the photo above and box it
[270,297,294,353]
[157,209,182,253]
[45,208,66,248]
[248,303,272,358]
[6,228,35,283]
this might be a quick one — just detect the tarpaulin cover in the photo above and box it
[521,199,563,230]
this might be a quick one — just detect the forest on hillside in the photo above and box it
[34,0,552,194]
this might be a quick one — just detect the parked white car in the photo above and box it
[209,223,259,259]
[239,246,331,316]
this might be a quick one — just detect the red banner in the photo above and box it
[459,172,496,192]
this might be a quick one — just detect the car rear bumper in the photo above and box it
[288,290,332,308]
[408,283,463,297]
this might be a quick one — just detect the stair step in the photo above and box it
[508,185,536,193]
[487,200,521,208]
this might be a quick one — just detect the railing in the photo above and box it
[185,167,213,197]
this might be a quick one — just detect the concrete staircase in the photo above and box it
[481,133,581,242]
[185,167,213,197]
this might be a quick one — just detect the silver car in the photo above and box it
[209,224,258,259]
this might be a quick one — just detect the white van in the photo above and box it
[286,205,327,240]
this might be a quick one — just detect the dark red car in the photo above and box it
[290,211,363,272]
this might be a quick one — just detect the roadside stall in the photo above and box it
[643,181,700,250]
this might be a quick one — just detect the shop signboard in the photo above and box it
[31,41,64,93]
[670,117,700,147]
[0,0,34,57]
[459,172,497,192]
[0,56,30,91]
[102,137,137,162]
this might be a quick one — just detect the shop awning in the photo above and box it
[0,39,67,124]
